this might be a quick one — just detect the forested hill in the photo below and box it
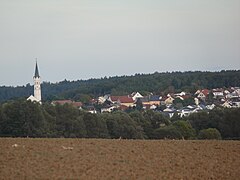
[0,70,240,102]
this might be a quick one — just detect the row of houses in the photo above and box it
[51,87,240,117]
[195,87,240,101]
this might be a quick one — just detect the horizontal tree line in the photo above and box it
[0,100,239,140]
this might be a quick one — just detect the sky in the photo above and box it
[0,0,240,86]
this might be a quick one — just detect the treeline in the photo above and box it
[0,100,239,140]
[0,70,240,102]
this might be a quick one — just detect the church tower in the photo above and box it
[33,61,41,102]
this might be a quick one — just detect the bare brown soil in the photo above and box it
[0,138,239,179]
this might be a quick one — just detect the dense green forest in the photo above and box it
[0,100,239,139]
[0,70,239,102]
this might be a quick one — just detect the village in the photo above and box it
[52,87,240,118]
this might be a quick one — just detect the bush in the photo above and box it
[198,128,222,140]
[153,126,182,139]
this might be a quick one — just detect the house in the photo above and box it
[98,96,106,104]
[108,96,121,104]
[150,104,157,110]
[213,88,224,98]
[109,95,135,107]
[141,97,151,106]
[174,91,186,96]
[212,88,224,98]
[101,106,116,113]
[194,98,200,105]
[149,95,161,106]
[224,90,230,95]
[163,107,176,118]
[141,95,161,107]
[177,106,201,118]
[118,96,135,107]
[222,101,232,108]
[97,95,111,104]
[231,98,240,108]
[225,92,238,99]
[159,96,167,105]
[85,106,97,114]
[234,88,240,96]
[196,89,209,101]
[164,96,174,105]
[131,92,143,101]
[177,108,193,117]
[206,104,215,110]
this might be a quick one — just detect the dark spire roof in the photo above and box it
[34,61,40,78]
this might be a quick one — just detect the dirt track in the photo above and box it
[0,138,239,179]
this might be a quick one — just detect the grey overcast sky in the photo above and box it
[0,0,240,86]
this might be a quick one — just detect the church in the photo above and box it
[27,62,42,103]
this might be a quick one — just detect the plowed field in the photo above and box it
[0,138,239,179]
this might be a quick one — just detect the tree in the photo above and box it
[143,110,170,138]
[54,103,81,137]
[198,128,222,140]
[135,98,143,111]
[103,111,144,139]
[173,98,183,109]
[83,112,109,138]
[173,120,196,139]
[209,108,240,139]
[0,100,46,137]
[187,111,211,133]
[129,111,149,139]
[143,110,170,129]
[153,126,182,139]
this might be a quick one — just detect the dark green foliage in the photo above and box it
[172,121,196,139]
[209,108,240,139]
[198,128,222,140]
[0,100,46,137]
[188,111,213,133]
[135,98,143,111]
[0,99,239,139]
[187,108,240,139]
[142,110,170,138]
[83,112,109,138]
[153,126,182,139]
[103,112,145,139]
[55,104,77,137]
[153,120,196,140]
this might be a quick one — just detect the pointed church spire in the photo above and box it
[34,59,40,78]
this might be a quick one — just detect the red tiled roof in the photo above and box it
[110,96,121,102]
[110,96,134,103]
[72,102,83,107]
[201,89,209,96]
[181,95,192,99]
[118,96,134,103]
